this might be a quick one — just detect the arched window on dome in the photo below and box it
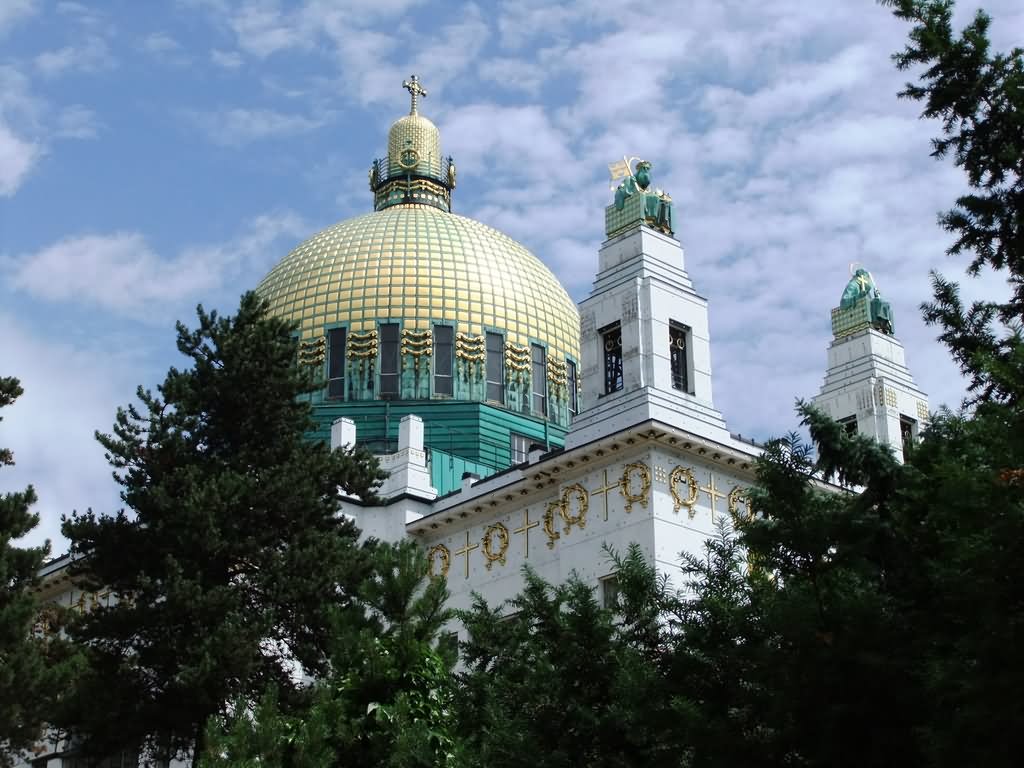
[434,325,454,397]
[567,359,579,415]
[327,328,346,400]
[486,332,504,404]
[379,323,400,399]
[531,343,547,417]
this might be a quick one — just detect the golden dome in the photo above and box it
[388,114,442,178]
[256,203,580,362]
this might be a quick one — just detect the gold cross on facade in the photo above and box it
[513,509,539,558]
[402,74,427,114]
[454,529,479,579]
[701,473,727,523]
[591,468,619,521]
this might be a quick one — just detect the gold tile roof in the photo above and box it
[256,204,580,362]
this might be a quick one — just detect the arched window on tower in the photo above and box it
[669,321,692,393]
[601,322,623,395]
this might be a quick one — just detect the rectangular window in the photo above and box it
[327,327,346,399]
[600,575,620,610]
[434,325,454,396]
[566,359,579,415]
[839,415,858,437]
[899,415,916,458]
[531,344,547,416]
[379,323,400,398]
[486,332,504,404]
[510,432,531,464]
[601,322,623,394]
[669,321,690,393]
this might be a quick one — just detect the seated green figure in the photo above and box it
[614,160,674,234]
[841,268,895,335]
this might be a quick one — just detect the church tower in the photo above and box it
[812,269,929,462]
[566,159,733,449]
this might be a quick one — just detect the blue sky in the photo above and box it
[2,0,1021,551]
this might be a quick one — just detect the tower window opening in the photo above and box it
[838,415,858,437]
[486,332,505,404]
[327,328,346,400]
[531,344,547,417]
[669,321,691,393]
[379,323,400,398]
[601,322,623,395]
[899,415,917,459]
[567,359,579,415]
[434,325,454,396]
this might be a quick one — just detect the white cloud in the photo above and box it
[0,312,134,553]
[53,104,100,139]
[0,0,37,35]
[5,212,309,318]
[185,107,328,146]
[140,31,181,54]
[35,35,116,77]
[0,121,41,196]
[210,48,243,69]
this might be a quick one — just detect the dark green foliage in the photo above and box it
[881,0,1024,404]
[0,378,51,765]
[58,292,385,762]
[456,545,681,768]
[201,540,458,768]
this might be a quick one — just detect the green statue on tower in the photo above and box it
[605,158,674,237]
[839,267,895,335]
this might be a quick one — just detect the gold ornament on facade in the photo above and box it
[482,522,511,570]
[728,486,752,526]
[347,330,379,359]
[669,465,699,517]
[427,544,451,578]
[400,329,432,372]
[504,342,531,372]
[298,336,326,366]
[620,462,651,513]
[542,501,562,549]
[558,483,589,534]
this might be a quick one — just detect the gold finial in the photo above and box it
[402,74,427,115]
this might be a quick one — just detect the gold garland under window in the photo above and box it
[620,462,651,513]
[669,466,699,517]
[427,544,451,578]
[482,523,510,570]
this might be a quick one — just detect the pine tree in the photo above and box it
[0,378,55,766]
[201,541,458,768]
[456,545,678,768]
[57,292,385,763]
[881,0,1023,405]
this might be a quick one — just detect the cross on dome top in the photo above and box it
[402,75,427,115]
